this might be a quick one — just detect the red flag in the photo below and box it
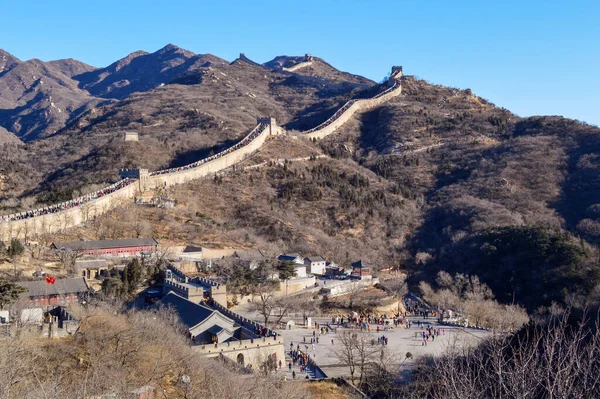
[45,275,56,284]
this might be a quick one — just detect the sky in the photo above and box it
[1,0,599,125]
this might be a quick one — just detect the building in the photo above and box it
[231,249,267,270]
[351,260,372,279]
[16,277,90,307]
[162,292,285,369]
[51,238,158,257]
[163,274,228,307]
[123,131,139,141]
[277,253,304,265]
[161,292,242,344]
[75,259,109,280]
[304,256,326,275]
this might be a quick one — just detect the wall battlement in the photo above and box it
[163,278,205,295]
[194,336,283,354]
[212,300,278,337]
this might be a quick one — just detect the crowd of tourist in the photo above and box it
[303,99,357,134]
[288,344,318,378]
[150,123,267,176]
[0,178,134,223]
[417,326,445,346]
[303,78,401,135]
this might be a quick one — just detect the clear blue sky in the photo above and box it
[2,0,599,125]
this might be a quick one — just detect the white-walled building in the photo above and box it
[304,256,326,275]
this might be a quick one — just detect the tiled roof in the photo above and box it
[277,253,303,261]
[183,245,203,253]
[306,256,326,262]
[17,278,89,298]
[160,292,215,329]
[52,238,158,251]
[233,249,266,261]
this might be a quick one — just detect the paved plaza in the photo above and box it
[275,315,490,379]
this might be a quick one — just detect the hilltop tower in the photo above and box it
[391,66,403,79]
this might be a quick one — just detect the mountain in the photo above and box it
[0,48,375,205]
[0,51,106,140]
[46,58,97,77]
[1,45,599,312]
[0,49,20,75]
[72,44,227,99]
[0,45,228,141]
[0,125,19,144]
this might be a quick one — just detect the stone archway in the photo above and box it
[237,353,245,366]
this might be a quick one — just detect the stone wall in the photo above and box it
[162,278,206,302]
[0,119,276,241]
[142,123,271,190]
[0,182,138,242]
[278,276,316,296]
[283,61,313,72]
[192,336,285,369]
[0,65,403,241]
[304,78,402,140]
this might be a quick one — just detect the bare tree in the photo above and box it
[420,271,527,330]
[330,330,380,385]
[398,309,600,399]
[380,276,408,316]
[250,288,278,326]
[55,248,83,275]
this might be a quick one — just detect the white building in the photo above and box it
[304,256,326,275]
[293,264,307,278]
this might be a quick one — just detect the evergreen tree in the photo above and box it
[0,279,26,310]
[122,258,142,295]
[7,239,24,262]
[277,261,297,280]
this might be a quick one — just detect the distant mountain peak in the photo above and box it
[157,43,195,58]
[0,49,22,72]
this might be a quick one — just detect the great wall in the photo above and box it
[0,65,403,241]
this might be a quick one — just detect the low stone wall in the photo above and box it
[279,276,316,296]
[322,277,378,297]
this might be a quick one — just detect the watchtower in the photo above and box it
[118,168,150,191]
[123,131,139,141]
[391,66,403,79]
[257,117,282,136]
